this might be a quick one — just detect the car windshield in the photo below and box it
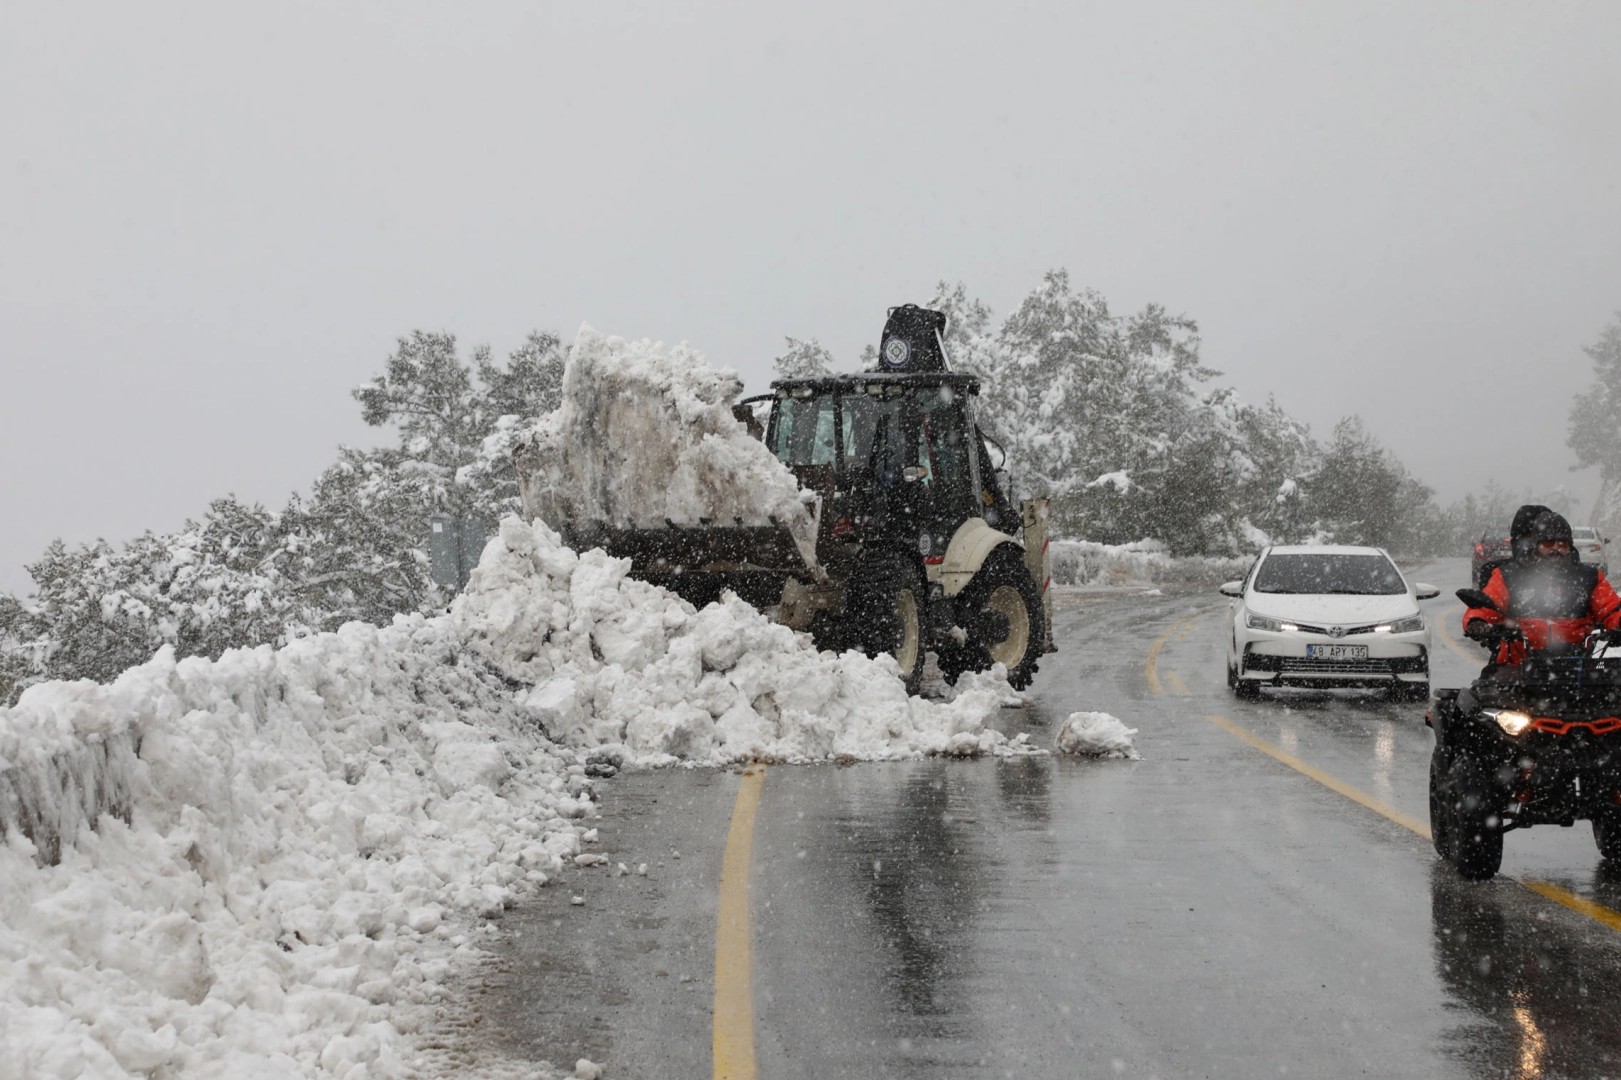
[1254,553,1406,595]
[1573,527,1599,541]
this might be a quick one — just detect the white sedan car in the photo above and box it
[1572,525,1609,575]
[1220,545,1440,700]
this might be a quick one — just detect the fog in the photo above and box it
[4,1,1617,594]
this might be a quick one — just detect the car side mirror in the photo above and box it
[1413,583,1440,600]
[1456,587,1499,612]
[1219,581,1244,598]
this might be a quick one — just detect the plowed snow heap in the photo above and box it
[515,327,821,591]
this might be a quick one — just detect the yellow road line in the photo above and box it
[1203,712,1621,935]
[1204,713,1431,837]
[713,765,765,1080]
[1522,880,1621,932]
[1145,608,1215,697]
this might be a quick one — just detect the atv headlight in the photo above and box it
[1246,612,1298,633]
[1375,615,1425,634]
[1485,708,1533,736]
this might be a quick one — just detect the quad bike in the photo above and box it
[1428,587,1621,880]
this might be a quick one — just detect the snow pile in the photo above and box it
[0,620,588,1078]
[454,517,1026,764]
[516,327,815,547]
[0,512,1027,1076]
[1050,538,1249,588]
[1055,711,1139,758]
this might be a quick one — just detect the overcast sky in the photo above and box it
[4,1,1618,594]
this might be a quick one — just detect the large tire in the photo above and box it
[1428,747,1456,860]
[1445,756,1504,880]
[848,555,925,695]
[1230,657,1260,699]
[942,556,1044,690]
[1593,810,1621,862]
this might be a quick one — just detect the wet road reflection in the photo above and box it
[863,765,976,1039]
[1431,865,1621,1079]
[755,756,1061,1076]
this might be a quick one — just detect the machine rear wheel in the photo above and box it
[942,557,1044,690]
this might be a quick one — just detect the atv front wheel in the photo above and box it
[1445,756,1504,880]
[942,557,1044,690]
[1593,810,1621,862]
[1428,747,1456,860]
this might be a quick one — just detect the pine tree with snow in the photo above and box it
[771,337,836,379]
[1570,312,1621,539]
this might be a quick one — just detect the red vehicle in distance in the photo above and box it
[1471,529,1513,588]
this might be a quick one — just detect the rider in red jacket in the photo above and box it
[1464,509,1621,665]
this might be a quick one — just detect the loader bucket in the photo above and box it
[562,518,817,610]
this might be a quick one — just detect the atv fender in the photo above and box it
[938,518,1021,597]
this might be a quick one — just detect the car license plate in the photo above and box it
[1307,644,1368,661]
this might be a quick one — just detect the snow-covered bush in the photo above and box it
[1049,538,1250,588]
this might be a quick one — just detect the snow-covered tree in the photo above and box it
[0,497,319,695]
[1569,312,1621,537]
[771,337,836,379]
[984,270,1217,541]
[1303,417,1435,551]
[1233,396,1319,545]
[0,329,565,703]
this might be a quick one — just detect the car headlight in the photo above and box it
[1374,615,1425,634]
[1484,708,1533,736]
[1246,612,1298,632]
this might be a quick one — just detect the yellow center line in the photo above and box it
[1205,713,1432,837]
[713,765,765,1080]
[1203,712,1621,936]
[1145,607,1215,696]
[1521,880,1621,932]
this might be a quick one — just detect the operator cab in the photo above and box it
[767,373,985,556]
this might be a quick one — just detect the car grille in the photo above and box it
[1284,621,1383,637]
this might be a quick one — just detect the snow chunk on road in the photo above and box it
[1055,711,1140,758]
[456,517,1022,765]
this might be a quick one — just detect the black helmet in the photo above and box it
[1529,510,1575,558]
[1510,503,1554,561]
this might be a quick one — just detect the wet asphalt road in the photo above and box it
[469,558,1621,1079]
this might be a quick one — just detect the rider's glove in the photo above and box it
[1464,620,1494,643]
